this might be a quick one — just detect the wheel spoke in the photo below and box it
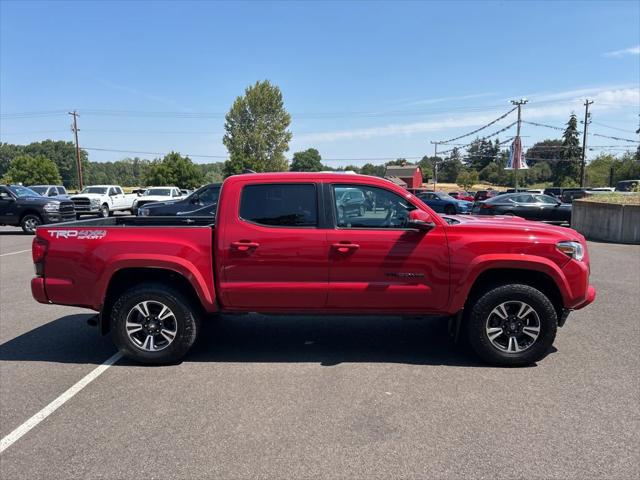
[161,328,176,343]
[158,305,173,321]
[494,303,508,319]
[487,327,503,341]
[507,337,520,353]
[126,322,143,334]
[517,303,534,320]
[142,335,154,351]
[522,325,540,339]
[134,301,150,318]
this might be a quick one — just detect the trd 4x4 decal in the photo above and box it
[48,230,107,240]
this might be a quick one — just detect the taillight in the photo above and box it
[32,236,48,264]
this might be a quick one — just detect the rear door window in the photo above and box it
[240,184,318,227]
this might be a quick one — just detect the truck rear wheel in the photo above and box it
[111,283,200,364]
[465,284,557,367]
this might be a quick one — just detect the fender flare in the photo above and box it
[448,254,570,313]
[96,254,217,313]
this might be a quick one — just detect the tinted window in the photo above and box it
[240,184,317,227]
[30,186,48,195]
[196,186,221,204]
[511,194,535,203]
[535,195,559,204]
[57,187,67,195]
[332,184,415,229]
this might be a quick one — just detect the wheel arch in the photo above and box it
[19,209,42,222]
[100,267,209,335]
[462,267,564,320]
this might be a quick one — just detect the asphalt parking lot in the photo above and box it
[0,225,638,479]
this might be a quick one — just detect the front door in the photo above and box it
[0,187,18,224]
[218,182,328,310]
[326,184,450,313]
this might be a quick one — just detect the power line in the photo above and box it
[590,121,637,134]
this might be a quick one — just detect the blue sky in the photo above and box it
[1,0,638,166]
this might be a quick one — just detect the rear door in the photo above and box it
[326,183,449,313]
[218,182,328,310]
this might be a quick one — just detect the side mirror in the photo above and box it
[190,194,200,204]
[407,209,436,232]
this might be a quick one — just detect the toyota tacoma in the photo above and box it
[31,173,595,366]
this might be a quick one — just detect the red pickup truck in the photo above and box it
[31,173,595,366]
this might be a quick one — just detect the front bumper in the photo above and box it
[43,212,77,224]
[574,285,596,310]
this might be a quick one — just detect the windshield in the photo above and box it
[81,187,108,194]
[29,186,48,195]
[144,188,172,196]
[8,186,40,197]
[437,192,456,201]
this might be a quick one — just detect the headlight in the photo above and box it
[90,198,100,207]
[43,202,60,212]
[139,208,150,216]
[557,241,584,261]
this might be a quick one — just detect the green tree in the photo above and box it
[525,139,563,166]
[144,152,204,189]
[360,163,385,177]
[223,80,292,176]
[3,154,62,185]
[467,137,499,171]
[456,170,479,191]
[290,148,324,172]
[555,114,582,185]
[418,156,438,182]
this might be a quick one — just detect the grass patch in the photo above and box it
[579,193,640,205]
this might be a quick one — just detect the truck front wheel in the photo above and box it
[111,284,200,364]
[21,214,42,234]
[465,284,557,367]
[99,204,110,218]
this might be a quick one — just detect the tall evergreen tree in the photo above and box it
[553,114,582,186]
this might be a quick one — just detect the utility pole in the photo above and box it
[510,99,528,190]
[580,99,593,187]
[69,110,83,190]
[430,141,438,190]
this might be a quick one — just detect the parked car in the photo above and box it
[588,187,615,192]
[543,187,564,199]
[0,184,75,233]
[448,191,474,201]
[560,188,590,204]
[138,183,221,217]
[71,185,138,218]
[615,179,640,192]
[417,191,472,214]
[474,190,499,201]
[31,172,595,367]
[132,187,183,214]
[180,189,193,196]
[472,192,571,224]
[335,187,367,217]
[28,185,70,199]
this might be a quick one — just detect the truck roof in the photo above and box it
[226,171,401,187]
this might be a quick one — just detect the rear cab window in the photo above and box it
[240,184,318,227]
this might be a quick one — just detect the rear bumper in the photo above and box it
[31,277,49,304]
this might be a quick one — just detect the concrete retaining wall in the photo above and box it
[572,200,640,244]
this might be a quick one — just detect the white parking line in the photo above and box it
[0,249,31,257]
[0,352,123,454]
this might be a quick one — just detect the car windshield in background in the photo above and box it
[144,188,172,196]
[82,187,108,194]
[436,193,457,201]
[8,186,40,197]
[29,186,48,195]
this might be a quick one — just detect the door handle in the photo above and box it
[231,241,260,252]
[332,242,360,253]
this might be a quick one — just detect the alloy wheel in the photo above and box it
[485,301,541,353]
[125,300,178,352]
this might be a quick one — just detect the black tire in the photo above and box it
[111,283,201,364]
[444,204,456,215]
[21,214,42,234]
[465,284,557,367]
[99,204,109,218]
